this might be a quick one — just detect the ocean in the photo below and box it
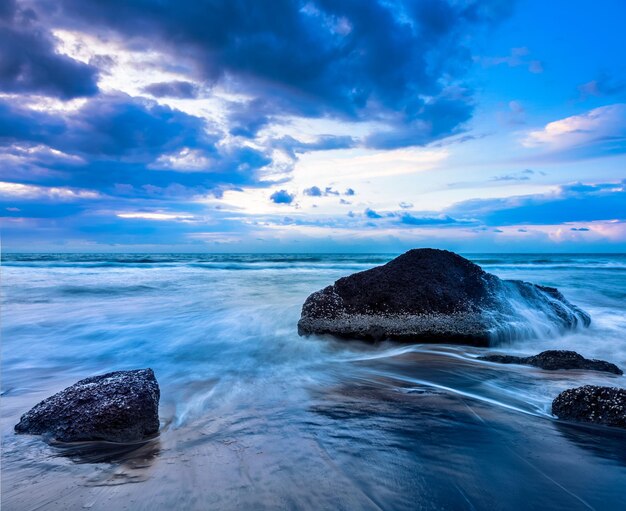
[2,253,626,510]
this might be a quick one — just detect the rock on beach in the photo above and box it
[479,350,622,375]
[552,386,626,429]
[15,369,160,443]
[298,248,590,346]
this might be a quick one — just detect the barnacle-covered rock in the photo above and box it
[552,386,626,429]
[479,350,622,375]
[298,249,590,346]
[15,369,160,443]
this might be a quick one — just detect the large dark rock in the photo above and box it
[479,350,622,375]
[298,249,590,346]
[15,369,160,443]
[552,386,626,429]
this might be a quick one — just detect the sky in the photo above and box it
[1,0,625,253]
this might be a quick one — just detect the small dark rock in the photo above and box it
[298,248,590,345]
[552,385,626,429]
[479,350,623,375]
[15,369,160,443]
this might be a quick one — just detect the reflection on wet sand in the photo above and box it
[2,348,625,510]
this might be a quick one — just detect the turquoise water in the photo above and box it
[2,253,626,510]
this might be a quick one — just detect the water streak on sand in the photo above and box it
[2,253,626,510]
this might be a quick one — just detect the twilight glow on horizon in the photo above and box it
[1,0,625,253]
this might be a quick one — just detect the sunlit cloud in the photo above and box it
[116,212,196,221]
[150,148,213,172]
[0,181,100,200]
[523,104,626,149]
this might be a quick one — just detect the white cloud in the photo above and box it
[0,182,100,200]
[523,104,626,149]
[3,144,85,164]
[151,148,212,172]
[116,212,195,221]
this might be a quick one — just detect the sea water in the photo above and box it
[2,253,625,510]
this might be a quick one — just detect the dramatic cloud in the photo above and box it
[365,91,474,149]
[3,0,625,251]
[39,0,513,148]
[0,94,276,196]
[0,0,99,98]
[0,94,210,160]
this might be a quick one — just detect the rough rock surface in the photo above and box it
[298,248,590,345]
[15,369,160,443]
[479,350,622,375]
[552,386,626,429]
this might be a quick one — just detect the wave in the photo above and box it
[58,284,161,296]
[481,263,626,271]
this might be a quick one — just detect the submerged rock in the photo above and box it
[552,386,626,429]
[298,248,590,346]
[15,369,160,443]
[479,350,622,375]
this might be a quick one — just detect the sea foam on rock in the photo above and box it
[298,249,590,346]
[15,369,160,443]
[479,350,622,375]
[552,386,626,429]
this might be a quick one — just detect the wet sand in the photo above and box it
[3,348,625,511]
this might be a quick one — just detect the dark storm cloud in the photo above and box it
[0,94,273,194]
[0,99,65,143]
[1,0,525,249]
[0,94,211,160]
[227,98,275,139]
[364,94,474,149]
[40,0,513,147]
[0,0,98,99]
[62,96,211,159]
